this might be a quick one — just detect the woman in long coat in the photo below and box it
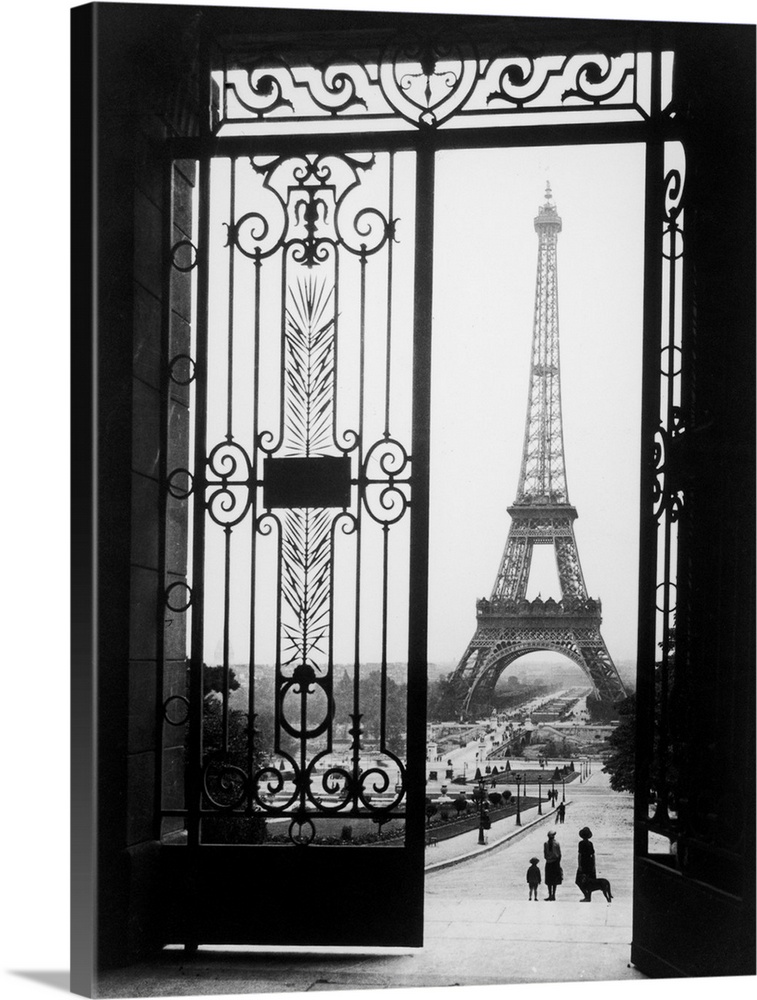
[543,830,562,901]
[576,825,596,901]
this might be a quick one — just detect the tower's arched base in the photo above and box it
[450,597,626,717]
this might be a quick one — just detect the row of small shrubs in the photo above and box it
[426,790,512,824]
[266,825,402,846]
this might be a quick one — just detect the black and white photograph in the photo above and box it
[8,1,753,998]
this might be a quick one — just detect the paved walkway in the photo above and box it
[424,790,563,871]
[97,770,644,996]
[423,769,640,985]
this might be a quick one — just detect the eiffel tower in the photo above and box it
[451,184,626,717]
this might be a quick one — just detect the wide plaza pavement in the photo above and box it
[97,768,648,997]
[423,767,641,985]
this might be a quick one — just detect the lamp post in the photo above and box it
[515,774,522,826]
[537,775,543,815]
[477,778,486,846]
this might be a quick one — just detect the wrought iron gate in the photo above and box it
[158,43,437,944]
[154,22,690,950]
[178,148,419,845]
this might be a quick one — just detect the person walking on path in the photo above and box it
[543,830,563,901]
[576,826,596,901]
[526,857,541,901]
[557,802,566,824]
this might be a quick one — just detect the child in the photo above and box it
[527,857,541,901]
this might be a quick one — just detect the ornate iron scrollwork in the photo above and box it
[206,440,254,528]
[378,30,479,128]
[213,35,651,135]
[362,437,411,525]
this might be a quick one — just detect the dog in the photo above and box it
[576,873,613,902]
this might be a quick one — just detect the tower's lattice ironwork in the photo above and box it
[451,186,626,716]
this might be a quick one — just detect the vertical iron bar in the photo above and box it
[187,152,212,852]
[332,252,342,450]
[185,26,214,889]
[384,152,395,438]
[227,157,236,440]
[633,52,638,113]
[154,157,174,840]
[278,246,288,451]
[221,50,228,127]
[221,159,237,746]
[351,250,368,796]
[380,523,389,749]
[380,153,394,750]
[380,153,392,750]
[300,509,311,789]
[222,525,232,749]
[327,515,339,757]
[247,250,262,802]
[272,517,284,757]
[406,138,434,856]
[635,59,665,861]
[274,248,289,758]
[183,35,212,951]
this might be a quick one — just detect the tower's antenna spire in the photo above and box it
[517,183,565,503]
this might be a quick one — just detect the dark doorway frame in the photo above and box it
[72,3,755,987]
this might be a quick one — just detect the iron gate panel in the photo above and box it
[159,140,427,946]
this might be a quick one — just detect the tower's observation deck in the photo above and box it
[534,185,562,233]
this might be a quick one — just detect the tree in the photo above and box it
[202,712,267,843]
[586,691,619,723]
[543,738,559,758]
[602,694,636,792]
[201,664,271,844]
[203,664,241,698]
[333,668,407,752]
[427,673,464,722]
[603,626,678,797]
